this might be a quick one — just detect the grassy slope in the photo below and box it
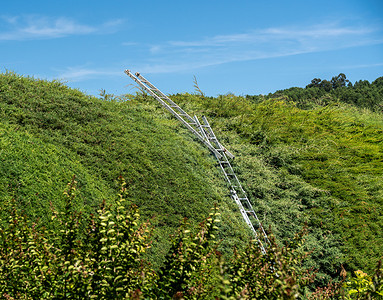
[0,121,106,218]
[1,72,382,281]
[0,72,247,268]
[172,93,383,278]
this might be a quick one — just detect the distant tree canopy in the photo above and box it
[261,74,383,111]
[306,73,350,90]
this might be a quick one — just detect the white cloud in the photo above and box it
[22,17,94,37]
[339,62,383,70]
[102,19,125,28]
[58,66,121,82]
[149,45,162,54]
[0,15,123,40]
[167,25,375,49]
[140,22,383,74]
[53,21,383,82]
[1,15,19,25]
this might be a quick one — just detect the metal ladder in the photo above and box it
[125,70,270,253]
[194,116,270,254]
[125,70,223,159]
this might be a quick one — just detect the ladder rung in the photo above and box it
[222,166,232,170]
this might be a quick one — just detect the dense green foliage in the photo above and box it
[170,76,383,277]
[0,71,247,268]
[0,179,381,299]
[1,71,382,297]
[264,73,383,112]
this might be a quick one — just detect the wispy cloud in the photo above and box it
[58,66,122,82]
[339,62,383,70]
[56,21,383,82]
[167,23,377,49]
[139,22,383,74]
[0,15,124,40]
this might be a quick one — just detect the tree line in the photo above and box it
[253,74,383,112]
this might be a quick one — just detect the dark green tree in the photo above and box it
[331,73,348,89]
[306,78,322,88]
[320,80,333,92]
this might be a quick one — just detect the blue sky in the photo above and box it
[1,0,383,97]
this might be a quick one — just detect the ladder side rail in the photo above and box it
[240,198,271,246]
[204,118,271,249]
[241,213,267,254]
[125,70,222,158]
[229,169,271,246]
[135,72,176,104]
[234,192,270,250]
[126,70,200,132]
[218,158,233,184]
[135,73,195,123]
[195,116,266,249]
[216,153,247,197]
[127,70,196,127]
[126,71,192,124]
[202,124,225,151]
[231,192,267,254]
[218,150,270,249]
[201,116,235,159]
[217,141,235,160]
[229,172,269,241]
[227,171,248,198]
[223,165,270,245]
[194,116,211,143]
[194,116,234,183]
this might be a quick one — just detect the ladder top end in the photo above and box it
[135,72,140,76]
[124,69,130,74]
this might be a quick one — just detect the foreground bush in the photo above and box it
[0,177,381,299]
[0,177,154,299]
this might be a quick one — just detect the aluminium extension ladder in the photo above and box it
[125,70,270,254]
